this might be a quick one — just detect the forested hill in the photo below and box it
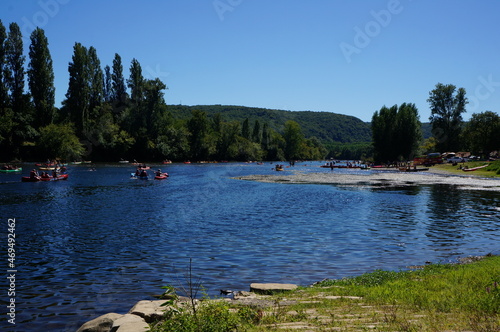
[167,104,372,143]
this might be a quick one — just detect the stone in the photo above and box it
[128,300,169,323]
[250,283,298,295]
[76,313,123,332]
[110,314,149,332]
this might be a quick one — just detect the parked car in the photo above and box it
[447,156,468,163]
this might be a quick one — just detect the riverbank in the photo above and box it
[234,166,500,192]
[79,255,499,331]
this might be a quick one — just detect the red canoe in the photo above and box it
[22,174,69,182]
[154,173,169,180]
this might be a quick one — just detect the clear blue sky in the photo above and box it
[2,0,500,122]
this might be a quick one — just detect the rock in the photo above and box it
[128,300,169,323]
[110,314,149,332]
[76,313,123,332]
[250,283,298,295]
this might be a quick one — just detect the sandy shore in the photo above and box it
[235,168,500,192]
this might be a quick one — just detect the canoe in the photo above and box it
[0,167,22,173]
[462,165,488,172]
[154,173,169,180]
[21,174,68,182]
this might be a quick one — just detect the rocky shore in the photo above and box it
[234,168,500,191]
[76,283,298,332]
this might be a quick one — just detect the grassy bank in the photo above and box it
[149,255,500,331]
[432,160,500,178]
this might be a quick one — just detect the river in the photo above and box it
[1,161,499,331]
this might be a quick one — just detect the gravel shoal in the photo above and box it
[235,169,500,192]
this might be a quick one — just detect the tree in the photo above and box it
[241,118,250,140]
[28,27,55,129]
[4,23,25,114]
[103,65,112,102]
[371,103,421,163]
[38,123,84,160]
[187,110,214,161]
[371,105,397,163]
[143,78,167,136]
[111,53,127,103]
[127,58,144,104]
[64,42,90,134]
[88,46,103,112]
[395,103,421,160]
[4,22,35,154]
[428,83,467,152]
[462,111,500,158]
[252,119,261,143]
[0,20,8,109]
[283,120,305,160]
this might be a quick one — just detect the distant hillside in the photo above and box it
[167,105,372,143]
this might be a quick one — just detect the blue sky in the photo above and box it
[2,0,500,122]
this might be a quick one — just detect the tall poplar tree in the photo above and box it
[428,83,467,152]
[5,22,26,115]
[0,20,8,109]
[103,65,112,102]
[111,53,127,103]
[127,58,144,104]
[65,42,90,134]
[28,27,55,129]
[88,46,103,112]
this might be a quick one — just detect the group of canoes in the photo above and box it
[21,168,68,182]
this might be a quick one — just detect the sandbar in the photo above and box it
[235,168,500,192]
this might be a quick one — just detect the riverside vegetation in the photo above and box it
[148,255,500,331]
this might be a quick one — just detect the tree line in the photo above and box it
[371,83,500,164]
[0,22,327,162]
[1,20,498,163]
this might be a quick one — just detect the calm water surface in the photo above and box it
[1,162,499,331]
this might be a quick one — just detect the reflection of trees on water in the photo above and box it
[426,185,465,248]
[364,186,424,251]
[425,184,500,251]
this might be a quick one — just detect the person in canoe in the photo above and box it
[30,169,40,180]
[41,172,51,179]
[156,169,163,177]
[135,167,141,176]
[140,169,148,177]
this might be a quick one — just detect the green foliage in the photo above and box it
[28,27,55,129]
[462,111,500,156]
[486,160,500,174]
[325,142,373,160]
[428,83,467,152]
[168,105,372,143]
[317,256,500,314]
[372,103,422,163]
[38,123,84,160]
[152,300,242,332]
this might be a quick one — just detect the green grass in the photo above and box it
[318,256,500,314]
[433,160,500,177]
[149,256,500,331]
